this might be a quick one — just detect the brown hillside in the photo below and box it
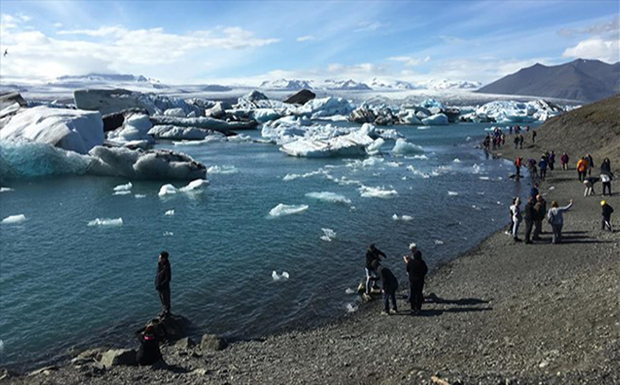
[530,93,620,167]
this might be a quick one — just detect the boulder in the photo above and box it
[99,349,137,368]
[200,334,228,351]
[284,89,316,105]
[173,337,195,350]
[28,365,59,377]
[0,106,104,154]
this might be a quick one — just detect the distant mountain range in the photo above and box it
[257,77,481,91]
[476,59,620,102]
[259,79,314,90]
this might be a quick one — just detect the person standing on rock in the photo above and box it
[404,243,428,315]
[533,194,547,240]
[372,261,398,315]
[601,201,614,232]
[561,153,569,170]
[364,244,387,300]
[155,251,172,317]
[547,200,573,244]
[510,197,523,242]
[524,197,536,244]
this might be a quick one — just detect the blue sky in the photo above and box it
[0,0,618,85]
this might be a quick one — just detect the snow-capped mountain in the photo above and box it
[369,78,416,90]
[323,79,372,90]
[419,79,482,90]
[51,73,151,84]
[259,79,314,90]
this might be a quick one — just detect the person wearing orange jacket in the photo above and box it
[576,157,588,182]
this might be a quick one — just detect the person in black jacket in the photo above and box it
[363,244,386,299]
[372,261,398,315]
[404,243,428,314]
[601,201,614,232]
[524,197,536,244]
[136,324,163,366]
[532,194,546,240]
[155,251,171,317]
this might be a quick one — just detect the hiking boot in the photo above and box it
[389,309,397,315]
[380,311,390,316]
[513,237,522,242]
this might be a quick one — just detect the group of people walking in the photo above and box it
[363,243,428,315]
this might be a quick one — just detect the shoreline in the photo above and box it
[4,141,619,384]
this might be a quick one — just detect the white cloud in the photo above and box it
[388,55,431,67]
[296,35,315,42]
[355,21,383,32]
[558,15,619,38]
[562,38,620,63]
[0,21,280,80]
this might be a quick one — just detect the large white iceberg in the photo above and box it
[421,113,449,126]
[293,97,354,119]
[268,203,309,217]
[107,113,154,145]
[0,106,104,154]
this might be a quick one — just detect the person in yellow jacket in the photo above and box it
[576,157,588,182]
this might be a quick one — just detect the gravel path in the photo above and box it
[5,145,619,385]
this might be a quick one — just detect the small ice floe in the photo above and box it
[434,239,444,245]
[282,168,327,181]
[165,210,175,216]
[417,126,431,130]
[346,303,358,313]
[305,192,351,205]
[466,136,472,141]
[448,191,459,196]
[268,204,309,217]
[272,271,290,281]
[163,231,174,236]
[2,214,26,224]
[392,214,413,221]
[134,194,146,198]
[0,187,14,193]
[549,186,555,190]
[87,218,123,227]
[345,288,356,295]
[113,182,132,192]
[359,185,397,198]
[320,228,336,242]
[0,339,3,353]
[113,190,132,196]
[409,154,429,160]
[479,176,490,181]
[471,205,482,210]
[472,164,482,174]
[497,201,502,205]
[453,158,461,163]
[407,165,430,179]
[158,179,209,197]
[207,165,239,175]
[392,138,424,155]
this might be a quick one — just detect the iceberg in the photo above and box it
[165,209,175,216]
[320,228,337,242]
[207,165,239,174]
[2,214,27,224]
[271,271,290,281]
[113,182,133,192]
[113,190,131,196]
[280,124,378,158]
[87,218,123,227]
[421,113,449,126]
[148,125,225,141]
[305,192,352,205]
[252,108,281,123]
[134,194,146,198]
[294,97,354,119]
[163,108,187,117]
[150,116,257,133]
[448,191,459,196]
[0,187,14,193]
[107,113,154,145]
[0,106,104,154]
[0,141,92,178]
[268,203,309,217]
[391,138,424,155]
[392,214,413,221]
[158,179,209,197]
[158,184,178,197]
[358,186,398,198]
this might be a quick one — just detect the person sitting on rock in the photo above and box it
[136,324,164,366]
[372,261,398,315]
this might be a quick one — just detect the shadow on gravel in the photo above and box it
[425,293,490,306]
[165,364,191,374]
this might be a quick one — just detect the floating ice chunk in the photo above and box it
[392,138,424,155]
[179,179,209,192]
[472,164,482,174]
[113,182,133,192]
[305,192,352,205]
[421,113,449,126]
[434,239,444,245]
[134,194,146,198]
[366,138,384,155]
[392,214,413,221]
[2,214,26,224]
[345,288,356,295]
[113,190,131,196]
[268,204,309,217]
[272,271,290,281]
[448,191,459,196]
[320,228,337,242]
[410,154,429,160]
[479,176,490,180]
[346,303,358,313]
[87,218,123,227]
[0,187,14,193]
[163,231,174,236]
[227,134,252,142]
[453,158,461,163]
[359,186,397,198]
[158,184,178,197]
[173,136,224,146]
[471,205,482,210]
[406,165,430,179]
[207,165,239,174]
[282,169,328,181]
[165,210,175,216]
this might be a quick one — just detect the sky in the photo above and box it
[0,0,618,85]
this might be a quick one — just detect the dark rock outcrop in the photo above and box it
[200,334,227,351]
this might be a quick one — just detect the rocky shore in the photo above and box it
[3,131,619,385]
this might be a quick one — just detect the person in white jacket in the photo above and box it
[510,197,523,242]
[547,200,573,244]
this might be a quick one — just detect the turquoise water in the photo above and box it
[0,123,527,369]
